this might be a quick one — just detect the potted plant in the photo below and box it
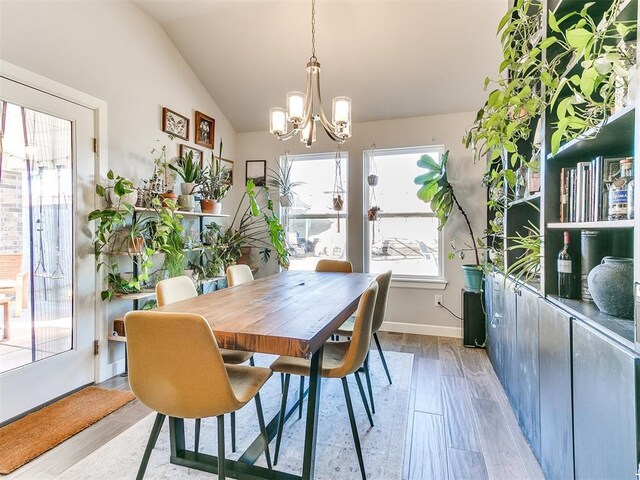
[267,154,304,207]
[367,206,381,221]
[199,141,230,214]
[367,174,378,186]
[169,149,201,195]
[100,170,138,208]
[147,198,185,278]
[151,138,177,206]
[415,150,484,291]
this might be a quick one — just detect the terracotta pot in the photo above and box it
[236,247,252,265]
[200,199,217,213]
[367,208,381,221]
[128,237,145,254]
[159,191,177,208]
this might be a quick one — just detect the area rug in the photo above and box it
[0,386,135,474]
[56,351,413,480]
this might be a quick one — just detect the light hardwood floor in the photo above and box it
[7,333,544,480]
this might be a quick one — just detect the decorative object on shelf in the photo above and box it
[194,111,215,149]
[169,149,202,195]
[587,256,634,319]
[332,146,346,232]
[162,107,189,141]
[527,161,540,195]
[515,163,528,200]
[607,157,633,221]
[246,160,267,187]
[267,151,304,208]
[199,140,230,214]
[268,0,352,147]
[580,230,602,303]
[177,194,195,212]
[151,137,176,194]
[178,144,203,168]
[557,231,573,299]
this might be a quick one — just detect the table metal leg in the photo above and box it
[301,346,324,480]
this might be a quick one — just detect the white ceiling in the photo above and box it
[134,0,507,133]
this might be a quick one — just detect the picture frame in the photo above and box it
[195,111,215,149]
[603,157,623,184]
[220,158,234,185]
[179,144,204,167]
[246,160,267,186]
[162,107,189,141]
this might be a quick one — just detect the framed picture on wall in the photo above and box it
[220,158,234,185]
[179,144,204,167]
[246,160,266,186]
[195,111,215,149]
[162,107,189,141]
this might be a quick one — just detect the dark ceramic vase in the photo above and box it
[587,256,634,319]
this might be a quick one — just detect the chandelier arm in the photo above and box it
[274,127,302,142]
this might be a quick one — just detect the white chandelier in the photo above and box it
[269,0,352,147]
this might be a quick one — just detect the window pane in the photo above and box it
[287,217,347,270]
[373,150,440,214]
[368,217,439,277]
[289,155,347,215]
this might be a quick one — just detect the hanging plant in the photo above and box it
[367,206,382,221]
[332,147,345,232]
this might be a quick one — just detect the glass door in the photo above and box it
[0,76,96,423]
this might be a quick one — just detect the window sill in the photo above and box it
[390,277,448,290]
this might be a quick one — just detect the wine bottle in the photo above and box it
[558,231,572,298]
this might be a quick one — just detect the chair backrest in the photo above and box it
[372,270,392,333]
[315,259,353,273]
[125,310,239,418]
[226,264,254,287]
[330,281,378,378]
[155,275,197,307]
[0,254,23,280]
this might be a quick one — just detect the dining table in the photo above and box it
[154,269,377,480]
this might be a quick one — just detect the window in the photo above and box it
[364,146,444,279]
[283,151,348,271]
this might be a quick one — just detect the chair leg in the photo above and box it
[274,373,291,466]
[230,412,236,453]
[194,418,201,453]
[298,375,305,419]
[374,332,392,385]
[249,356,255,366]
[364,354,375,414]
[280,372,285,392]
[217,415,226,480]
[136,413,165,480]
[354,371,374,427]
[341,378,367,480]
[254,392,273,470]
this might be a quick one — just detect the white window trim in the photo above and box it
[363,145,445,281]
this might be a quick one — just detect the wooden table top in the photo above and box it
[155,270,376,358]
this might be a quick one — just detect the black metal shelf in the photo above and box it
[547,220,634,229]
[508,192,541,207]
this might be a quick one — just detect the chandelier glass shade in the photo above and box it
[269,0,352,147]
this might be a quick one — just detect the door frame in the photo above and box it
[0,59,109,383]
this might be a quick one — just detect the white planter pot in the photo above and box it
[280,194,293,207]
[181,182,197,195]
[213,202,223,215]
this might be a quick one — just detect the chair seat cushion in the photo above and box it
[221,349,254,365]
[335,315,355,337]
[226,364,272,405]
[269,341,350,379]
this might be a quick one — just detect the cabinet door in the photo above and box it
[515,287,540,459]
[573,321,639,480]
[503,284,518,406]
[538,300,574,480]
[487,273,505,382]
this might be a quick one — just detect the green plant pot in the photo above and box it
[462,265,484,292]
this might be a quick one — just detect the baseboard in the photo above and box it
[380,321,462,338]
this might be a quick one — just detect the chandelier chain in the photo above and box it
[311,0,316,60]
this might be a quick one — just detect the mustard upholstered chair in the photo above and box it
[314,259,353,273]
[125,311,272,480]
[335,270,393,414]
[155,275,254,453]
[269,281,379,479]
[226,264,254,287]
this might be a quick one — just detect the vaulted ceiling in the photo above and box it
[134,0,507,133]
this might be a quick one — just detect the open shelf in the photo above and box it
[134,207,229,218]
[107,334,127,343]
[547,294,635,348]
[509,192,541,207]
[547,220,634,229]
[547,105,635,163]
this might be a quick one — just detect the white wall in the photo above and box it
[237,112,486,337]
[0,0,238,379]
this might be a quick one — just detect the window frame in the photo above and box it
[363,145,445,282]
[279,151,349,270]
